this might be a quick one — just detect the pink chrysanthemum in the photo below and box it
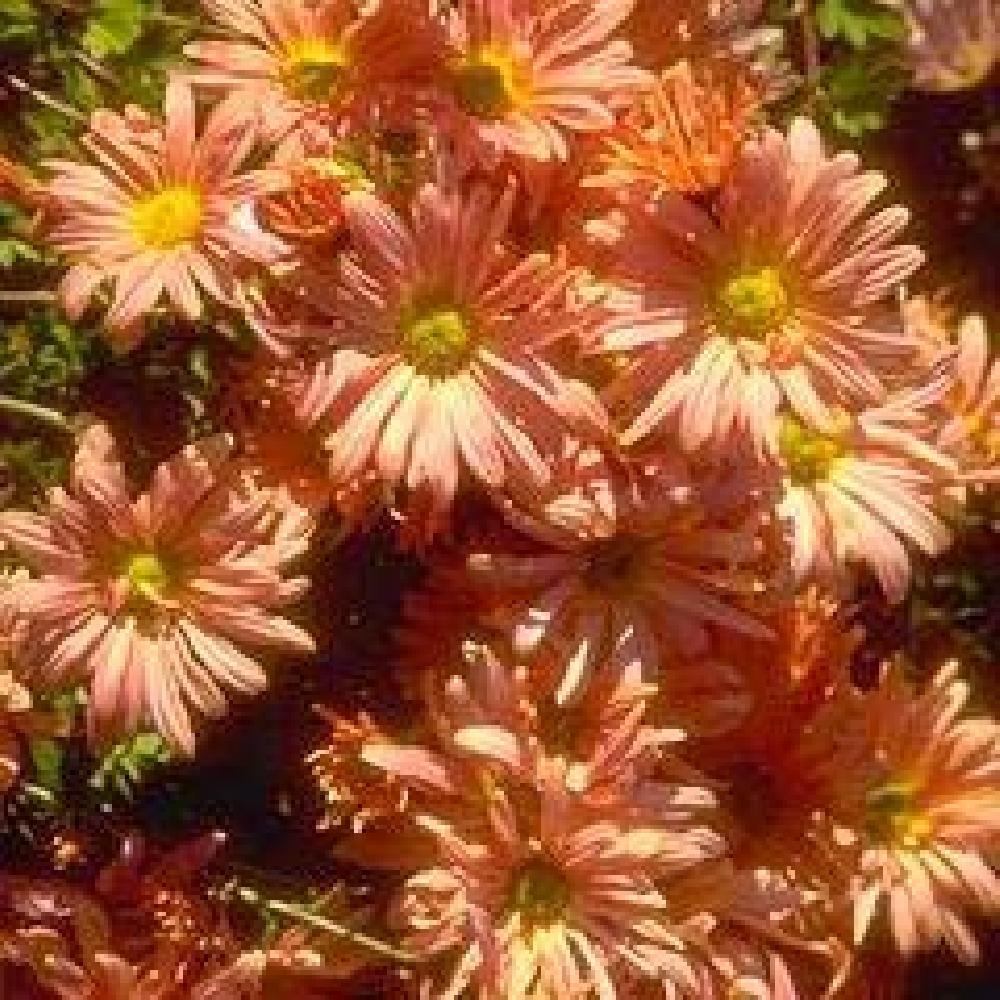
[820,661,1000,964]
[290,181,603,542]
[774,395,956,601]
[441,0,649,163]
[184,0,438,142]
[595,118,925,456]
[895,0,998,91]
[466,444,773,704]
[46,79,284,346]
[0,425,314,756]
[355,642,722,999]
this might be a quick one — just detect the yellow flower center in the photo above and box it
[865,779,932,849]
[399,300,473,379]
[123,551,171,604]
[715,265,790,340]
[778,416,846,485]
[452,46,530,119]
[129,186,203,250]
[280,37,350,102]
[509,856,571,927]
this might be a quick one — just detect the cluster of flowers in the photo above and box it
[0,0,997,996]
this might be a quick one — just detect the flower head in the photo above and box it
[775,396,956,601]
[46,79,284,345]
[0,424,314,755]
[442,0,649,163]
[288,181,602,543]
[467,444,773,704]
[820,661,1000,964]
[596,118,925,456]
[184,0,439,141]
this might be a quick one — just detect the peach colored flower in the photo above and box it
[0,424,314,756]
[288,181,604,544]
[466,444,772,704]
[356,645,723,999]
[441,0,649,163]
[595,118,925,456]
[184,0,439,142]
[774,396,956,601]
[46,79,285,347]
[589,58,762,195]
[894,0,998,91]
[818,661,1000,964]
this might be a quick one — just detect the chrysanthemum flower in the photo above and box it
[356,642,722,999]
[0,424,314,755]
[820,661,1000,964]
[441,0,649,163]
[589,58,762,195]
[289,181,604,543]
[596,118,925,456]
[184,0,438,142]
[46,79,284,346]
[774,396,956,601]
[895,0,998,91]
[467,444,772,704]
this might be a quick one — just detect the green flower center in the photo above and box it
[399,302,473,379]
[123,551,170,604]
[865,779,931,848]
[715,265,790,340]
[129,186,203,250]
[280,38,349,102]
[778,416,845,485]
[508,856,571,927]
[452,46,527,119]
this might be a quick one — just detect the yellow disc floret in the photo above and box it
[715,265,791,340]
[129,186,203,250]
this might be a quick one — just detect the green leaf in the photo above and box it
[90,730,173,800]
[30,737,64,795]
[816,0,906,48]
[82,0,149,58]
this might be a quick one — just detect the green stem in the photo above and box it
[0,395,74,435]
[231,885,420,965]
[4,75,86,123]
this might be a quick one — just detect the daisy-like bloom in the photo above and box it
[441,0,649,163]
[184,0,439,142]
[894,0,998,91]
[291,181,604,543]
[467,443,772,705]
[589,59,762,195]
[359,645,723,999]
[774,394,956,602]
[817,660,1000,964]
[595,117,925,456]
[46,79,284,346]
[0,424,314,756]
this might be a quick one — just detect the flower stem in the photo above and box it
[229,884,420,965]
[4,75,86,123]
[0,395,74,435]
